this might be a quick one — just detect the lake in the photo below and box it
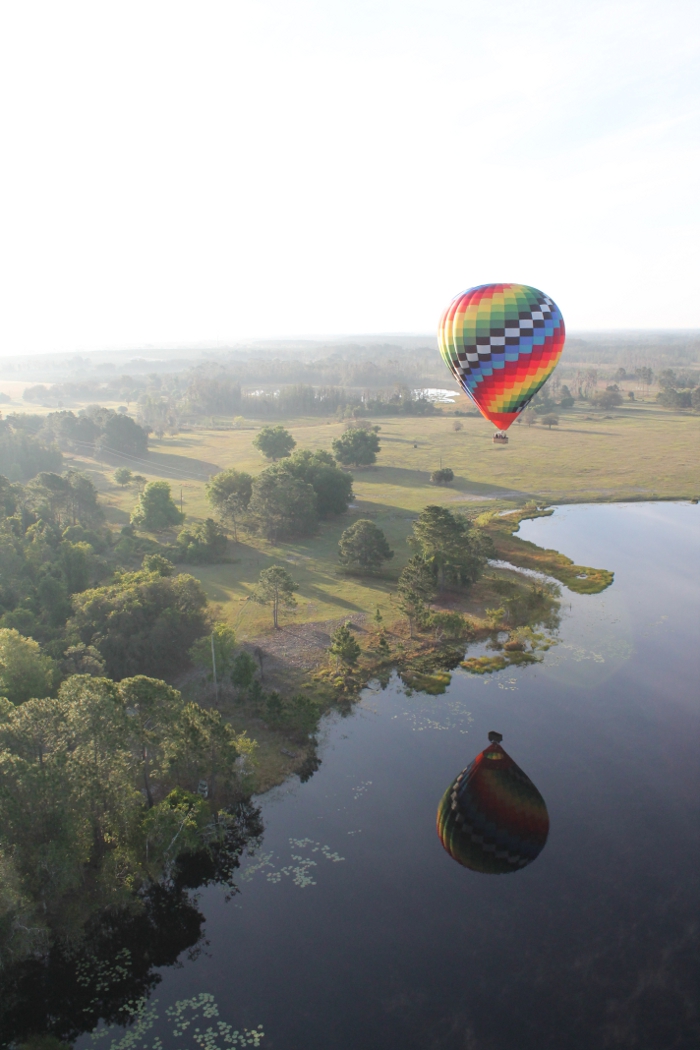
[81,502,700,1050]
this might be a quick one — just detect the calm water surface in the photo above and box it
[85,503,700,1050]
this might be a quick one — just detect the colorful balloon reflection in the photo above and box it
[437,732,549,874]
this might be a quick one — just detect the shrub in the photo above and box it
[176,518,227,563]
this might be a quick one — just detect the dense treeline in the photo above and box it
[0,416,63,481]
[0,470,217,686]
[0,673,259,1042]
[184,373,437,419]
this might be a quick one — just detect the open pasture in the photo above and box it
[54,402,698,639]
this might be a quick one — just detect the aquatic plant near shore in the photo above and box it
[89,992,264,1048]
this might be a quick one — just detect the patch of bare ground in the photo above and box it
[239,614,370,690]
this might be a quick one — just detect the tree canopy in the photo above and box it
[0,474,106,647]
[332,426,381,467]
[131,481,184,531]
[0,628,55,704]
[409,506,491,589]
[0,673,256,976]
[0,418,63,481]
[70,568,210,680]
[252,425,296,461]
[206,468,253,540]
[246,470,318,541]
[396,555,436,635]
[338,519,394,574]
[277,449,353,518]
[252,565,298,629]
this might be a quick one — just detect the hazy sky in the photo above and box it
[1,0,698,353]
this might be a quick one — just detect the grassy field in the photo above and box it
[45,397,698,642]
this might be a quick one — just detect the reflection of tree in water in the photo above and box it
[0,801,263,1050]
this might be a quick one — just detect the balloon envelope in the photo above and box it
[438,283,565,430]
[437,738,549,874]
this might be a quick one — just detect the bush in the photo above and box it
[431,468,454,484]
[176,518,227,563]
[592,389,623,410]
[429,611,471,641]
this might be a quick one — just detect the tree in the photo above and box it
[0,629,55,704]
[338,519,394,574]
[522,408,538,426]
[541,414,560,429]
[398,555,437,602]
[27,469,102,528]
[189,622,237,681]
[409,505,491,589]
[431,468,454,484]
[69,569,210,680]
[206,469,253,541]
[252,425,296,461]
[61,643,106,677]
[453,420,463,431]
[246,470,318,540]
[230,650,258,694]
[0,426,63,481]
[332,427,381,467]
[99,413,149,457]
[396,555,436,637]
[114,468,133,488]
[278,449,353,518]
[252,565,298,629]
[329,623,361,667]
[131,481,184,531]
[117,675,183,808]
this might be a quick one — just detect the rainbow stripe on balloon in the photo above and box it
[436,739,549,874]
[438,283,565,430]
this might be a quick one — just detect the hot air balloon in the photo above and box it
[437,731,549,874]
[438,284,565,439]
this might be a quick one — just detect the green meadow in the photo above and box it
[52,397,698,641]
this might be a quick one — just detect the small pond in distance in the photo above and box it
[79,503,700,1050]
